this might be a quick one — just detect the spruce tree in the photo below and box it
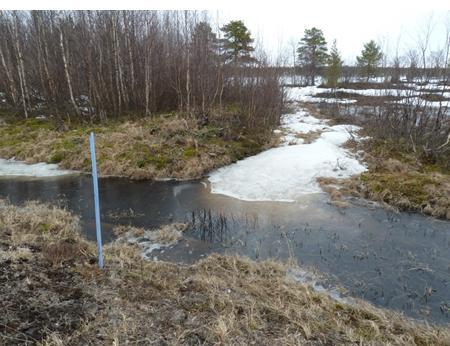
[297,27,328,85]
[357,40,383,81]
[326,40,342,88]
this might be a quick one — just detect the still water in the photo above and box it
[0,175,449,324]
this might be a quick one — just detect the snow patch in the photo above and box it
[208,109,366,202]
[0,158,76,177]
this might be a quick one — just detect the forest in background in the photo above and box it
[0,10,282,136]
[0,10,449,177]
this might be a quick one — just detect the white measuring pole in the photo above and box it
[89,132,104,268]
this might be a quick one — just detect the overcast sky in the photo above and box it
[217,7,449,64]
[4,0,450,64]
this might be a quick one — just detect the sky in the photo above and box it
[218,8,449,64]
[2,0,449,64]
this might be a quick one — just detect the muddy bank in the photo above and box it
[1,200,449,345]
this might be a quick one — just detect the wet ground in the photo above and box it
[0,175,449,324]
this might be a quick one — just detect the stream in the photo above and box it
[0,175,449,324]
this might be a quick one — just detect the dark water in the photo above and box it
[0,175,449,324]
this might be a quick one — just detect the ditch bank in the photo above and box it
[1,200,448,345]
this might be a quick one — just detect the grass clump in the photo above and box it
[0,199,84,246]
[1,201,449,345]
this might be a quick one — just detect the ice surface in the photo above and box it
[288,85,418,101]
[0,158,76,177]
[208,109,366,202]
[287,85,450,110]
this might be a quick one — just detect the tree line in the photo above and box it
[0,11,282,134]
[300,25,450,167]
[294,26,449,86]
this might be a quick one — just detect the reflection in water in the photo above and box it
[0,175,449,324]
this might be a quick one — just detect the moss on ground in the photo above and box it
[0,113,274,180]
[1,200,449,345]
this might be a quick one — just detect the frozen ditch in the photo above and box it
[0,158,76,177]
[208,108,366,202]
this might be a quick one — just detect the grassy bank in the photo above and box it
[1,200,449,345]
[311,102,450,220]
[354,139,450,219]
[0,113,276,180]
[319,137,450,220]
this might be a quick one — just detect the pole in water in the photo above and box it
[89,132,104,268]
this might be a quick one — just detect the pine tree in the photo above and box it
[220,20,255,65]
[357,40,383,81]
[326,40,342,88]
[297,27,328,85]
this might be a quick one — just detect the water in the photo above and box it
[0,175,449,324]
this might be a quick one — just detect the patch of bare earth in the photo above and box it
[0,200,99,345]
[1,201,449,345]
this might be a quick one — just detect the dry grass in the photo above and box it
[61,248,450,346]
[332,139,450,219]
[113,223,187,261]
[152,223,187,244]
[295,130,323,144]
[0,199,84,246]
[1,201,449,345]
[113,223,187,245]
[311,106,450,220]
[0,115,272,180]
[317,177,350,209]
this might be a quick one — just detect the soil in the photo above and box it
[0,243,100,344]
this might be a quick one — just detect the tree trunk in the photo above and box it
[59,23,80,116]
[186,47,191,114]
[0,45,18,104]
[123,11,135,102]
[12,13,29,118]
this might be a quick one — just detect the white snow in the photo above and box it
[388,97,450,109]
[288,85,419,102]
[280,110,328,141]
[0,158,75,177]
[208,109,366,202]
[287,85,450,110]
